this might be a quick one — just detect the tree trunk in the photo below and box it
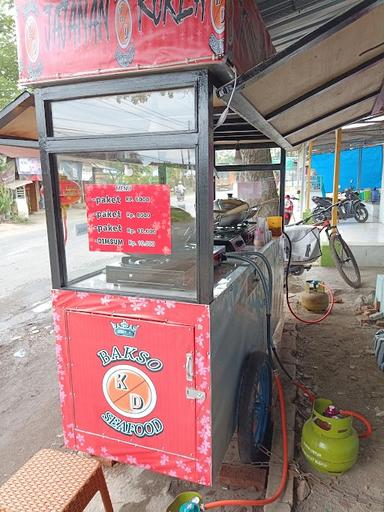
[238,149,279,217]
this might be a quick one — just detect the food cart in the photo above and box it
[14,0,286,485]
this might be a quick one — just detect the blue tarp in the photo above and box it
[311,145,383,193]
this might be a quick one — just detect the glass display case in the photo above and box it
[37,70,286,304]
[37,71,215,303]
[56,149,198,300]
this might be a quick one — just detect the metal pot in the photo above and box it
[214,198,259,227]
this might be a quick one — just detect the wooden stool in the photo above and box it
[0,449,113,511]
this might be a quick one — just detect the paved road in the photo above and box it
[0,213,59,482]
[0,209,113,338]
[0,213,52,337]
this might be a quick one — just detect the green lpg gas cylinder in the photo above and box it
[301,398,359,475]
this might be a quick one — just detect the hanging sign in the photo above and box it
[17,157,42,181]
[14,0,273,85]
[59,179,81,206]
[15,0,223,84]
[85,183,171,254]
[0,161,16,184]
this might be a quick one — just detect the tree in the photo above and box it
[239,149,279,217]
[0,0,19,110]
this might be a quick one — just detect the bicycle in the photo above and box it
[284,201,361,289]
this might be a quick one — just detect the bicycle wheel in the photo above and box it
[329,232,361,288]
[238,352,272,463]
[354,205,368,223]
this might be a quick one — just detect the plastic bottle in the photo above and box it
[253,218,265,248]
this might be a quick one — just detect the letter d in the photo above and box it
[131,394,144,411]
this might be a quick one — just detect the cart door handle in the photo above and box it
[186,353,193,381]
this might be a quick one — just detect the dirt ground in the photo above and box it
[290,266,384,512]
[0,318,63,484]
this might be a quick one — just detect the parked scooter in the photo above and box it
[312,196,332,223]
[311,188,368,223]
[340,188,368,222]
[175,181,186,203]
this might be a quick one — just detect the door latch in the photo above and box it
[186,388,206,400]
[186,353,193,382]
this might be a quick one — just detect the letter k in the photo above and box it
[115,373,128,390]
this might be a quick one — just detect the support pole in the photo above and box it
[380,143,384,223]
[305,141,313,210]
[299,143,306,217]
[279,149,286,217]
[158,163,167,184]
[332,128,343,227]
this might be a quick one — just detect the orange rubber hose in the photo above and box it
[292,382,373,439]
[293,380,316,402]
[340,410,373,439]
[205,373,288,510]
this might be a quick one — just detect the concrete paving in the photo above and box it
[337,221,384,267]
[338,221,384,246]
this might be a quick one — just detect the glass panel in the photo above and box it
[214,168,280,246]
[215,148,281,166]
[56,149,197,300]
[51,88,195,137]
[215,170,280,215]
[212,169,281,297]
[284,150,300,196]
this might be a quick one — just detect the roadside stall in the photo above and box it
[14,0,286,486]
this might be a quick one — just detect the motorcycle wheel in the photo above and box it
[354,205,368,223]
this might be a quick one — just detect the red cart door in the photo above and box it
[65,311,196,461]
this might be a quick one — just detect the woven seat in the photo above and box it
[0,449,113,512]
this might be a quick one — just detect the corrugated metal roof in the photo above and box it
[313,115,384,152]
[219,1,384,150]
[257,0,363,50]
[5,180,33,190]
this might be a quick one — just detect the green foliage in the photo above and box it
[0,184,13,215]
[0,155,6,171]
[0,0,20,109]
[10,213,29,223]
[95,161,192,191]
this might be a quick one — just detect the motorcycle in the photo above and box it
[340,188,368,222]
[175,183,186,203]
[176,190,185,202]
[312,196,332,223]
[311,189,368,223]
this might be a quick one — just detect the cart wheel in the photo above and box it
[237,352,272,463]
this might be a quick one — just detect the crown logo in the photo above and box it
[111,320,139,338]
